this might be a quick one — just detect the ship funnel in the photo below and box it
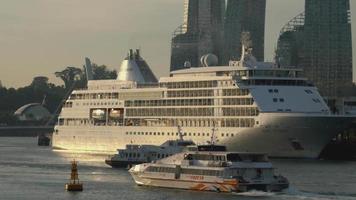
[85,57,94,81]
[135,49,140,59]
[117,49,158,83]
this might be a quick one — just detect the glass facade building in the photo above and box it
[224,0,266,63]
[170,0,225,71]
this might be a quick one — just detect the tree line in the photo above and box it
[0,64,116,125]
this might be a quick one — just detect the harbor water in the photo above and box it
[0,137,355,200]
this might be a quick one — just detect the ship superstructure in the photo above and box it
[53,48,351,158]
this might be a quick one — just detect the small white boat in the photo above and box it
[106,126,195,168]
[129,147,289,193]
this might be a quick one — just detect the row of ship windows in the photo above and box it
[223,89,250,96]
[64,101,119,108]
[272,98,321,103]
[147,166,223,176]
[167,90,214,98]
[83,102,119,106]
[126,108,214,117]
[57,118,256,128]
[223,98,254,105]
[221,69,304,78]
[160,80,218,89]
[125,131,235,138]
[123,152,171,159]
[222,107,259,117]
[241,79,309,86]
[269,89,314,95]
[221,119,255,128]
[125,99,214,107]
[70,93,119,100]
[124,98,254,107]
[125,118,256,128]
[273,98,285,103]
[127,107,259,117]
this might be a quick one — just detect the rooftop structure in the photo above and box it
[170,0,225,71]
[224,0,266,63]
[14,103,51,122]
[276,13,305,68]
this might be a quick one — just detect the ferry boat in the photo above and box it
[129,148,289,193]
[105,126,195,168]
[52,45,352,158]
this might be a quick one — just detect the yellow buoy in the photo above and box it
[65,160,83,191]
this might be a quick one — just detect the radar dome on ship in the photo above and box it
[200,54,218,67]
[117,49,158,83]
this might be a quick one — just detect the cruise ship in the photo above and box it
[52,46,352,158]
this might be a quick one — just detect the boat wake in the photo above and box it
[233,190,276,197]
[278,186,356,200]
[233,186,356,200]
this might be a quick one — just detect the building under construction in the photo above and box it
[224,0,266,63]
[170,0,225,71]
[276,13,305,68]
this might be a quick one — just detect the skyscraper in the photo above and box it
[224,0,266,63]
[302,0,353,97]
[170,0,225,71]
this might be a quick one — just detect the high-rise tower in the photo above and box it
[224,0,266,63]
[302,0,353,97]
[170,0,225,71]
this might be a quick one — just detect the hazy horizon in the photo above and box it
[0,0,355,88]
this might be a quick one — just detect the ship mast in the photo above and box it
[208,122,219,145]
[178,125,184,141]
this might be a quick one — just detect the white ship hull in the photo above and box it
[52,113,352,158]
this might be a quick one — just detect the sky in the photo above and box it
[0,0,355,88]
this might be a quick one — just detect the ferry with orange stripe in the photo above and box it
[129,144,289,193]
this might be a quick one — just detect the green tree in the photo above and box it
[55,67,83,90]
[92,64,117,80]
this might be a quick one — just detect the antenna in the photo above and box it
[41,95,47,106]
[178,125,184,141]
[208,122,218,145]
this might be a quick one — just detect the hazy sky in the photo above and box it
[0,0,355,88]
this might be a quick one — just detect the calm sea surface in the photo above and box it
[0,137,355,200]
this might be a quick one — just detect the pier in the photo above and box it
[0,126,54,137]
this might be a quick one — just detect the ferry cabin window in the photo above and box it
[186,154,226,161]
[146,166,176,173]
[181,168,223,176]
[227,154,242,162]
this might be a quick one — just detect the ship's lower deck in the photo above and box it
[52,114,353,158]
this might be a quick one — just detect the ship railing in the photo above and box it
[137,83,160,89]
